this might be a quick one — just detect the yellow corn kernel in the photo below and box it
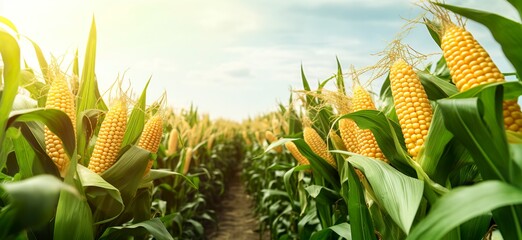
[285,141,309,165]
[138,115,163,176]
[339,118,359,154]
[441,25,522,133]
[166,128,179,156]
[352,85,386,161]
[45,71,76,176]
[265,130,282,153]
[390,59,433,158]
[303,127,336,168]
[88,99,128,174]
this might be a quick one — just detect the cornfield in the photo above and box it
[0,1,521,240]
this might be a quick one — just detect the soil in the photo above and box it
[206,171,270,240]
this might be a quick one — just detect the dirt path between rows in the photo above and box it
[207,171,269,240]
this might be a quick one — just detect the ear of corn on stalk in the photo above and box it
[389,58,433,158]
[138,114,163,176]
[88,99,128,174]
[183,147,193,174]
[265,130,282,153]
[255,131,264,146]
[303,127,336,167]
[339,118,359,154]
[329,130,346,151]
[352,85,386,161]
[242,130,252,146]
[166,128,179,156]
[44,71,76,176]
[207,133,215,152]
[284,141,310,165]
[441,25,522,133]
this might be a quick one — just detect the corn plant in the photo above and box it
[244,1,522,239]
[0,16,243,240]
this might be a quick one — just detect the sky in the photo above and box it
[0,0,518,121]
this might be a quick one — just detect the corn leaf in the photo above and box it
[511,143,522,179]
[310,229,332,240]
[407,180,522,240]
[283,164,310,204]
[438,84,522,238]
[330,223,352,239]
[424,18,441,47]
[10,128,34,179]
[72,49,79,94]
[506,0,522,19]
[438,87,512,183]
[24,38,49,83]
[342,110,415,176]
[301,65,312,92]
[0,175,78,239]
[98,218,174,240]
[0,16,19,34]
[417,71,458,100]
[7,109,75,158]
[53,182,94,240]
[123,187,151,223]
[142,169,199,190]
[305,185,340,206]
[451,81,522,100]
[293,138,340,190]
[20,70,46,104]
[369,202,406,240]
[122,78,150,146]
[77,165,124,225]
[335,57,346,95]
[77,16,107,114]
[438,3,522,77]
[459,214,492,240]
[101,145,150,203]
[77,109,102,166]
[418,105,454,184]
[17,121,60,176]
[341,162,376,240]
[349,155,424,234]
[310,222,352,240]
[0,28,21,158]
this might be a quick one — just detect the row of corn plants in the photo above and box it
[243,1,522,239]
[152,107,243,238]
[0,17,242,239]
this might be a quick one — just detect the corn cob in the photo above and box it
[441,25,522,133]
[352,85,386,161]
[255,131,263,146]
[504,100,522,132]
[284,141,309,165]
[339,118,359,153]
[389,58,433,158]
[183,147,193,174]
[166,128,179,156]
[44,72,76,176]
[207,133,215,152]
[303,127,336,167]
[242,130,252,146]
[138,115,163,176]
[88,99,128,174]
[265,130,283,153]
[329,130,346,151]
